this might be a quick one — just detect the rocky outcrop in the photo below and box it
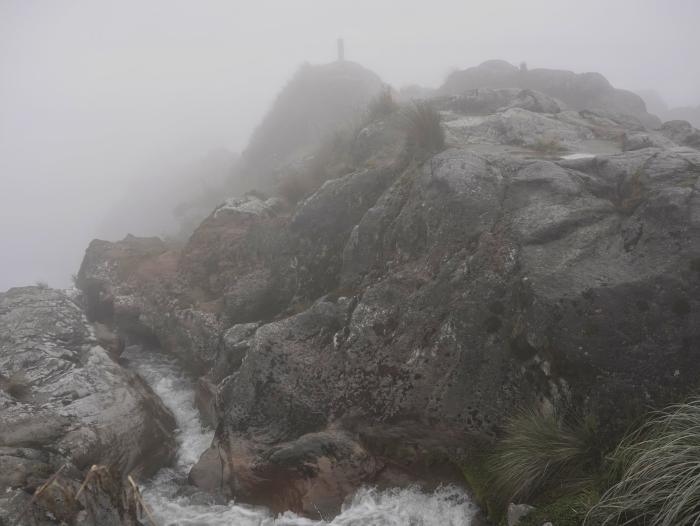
[77,152,404,371]
[434,88,656,156]
[76,87,700,517]
[440,60,661,128]
[621,119,700,152]
[77,198,296,374]
[238,60,384,192]
[0,286,176,525]
[636,90,700,129]
[658,120,700,149]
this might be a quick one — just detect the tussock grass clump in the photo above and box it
[489,409,601,507]
[587,399,700,526]
[367,86,398,120]
[531,137,566,155]
[615,168,648,215]
[402,100,445,155]
[0,372,30,399]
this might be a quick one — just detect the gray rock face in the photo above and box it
[0,287,176,525]
[658,120,700,149]
[443,107,595,151]
[439,91,662,156]
[623,131,676,151]
[622,120,700,152]
[76,91,700,517]
[203,147,698,509]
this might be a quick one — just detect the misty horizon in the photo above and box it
[2,0,699,291]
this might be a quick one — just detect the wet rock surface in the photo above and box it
[0,287,176,525]
[74,88,700,516]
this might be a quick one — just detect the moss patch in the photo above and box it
[672,297,691,316]
[457,453,503,522]
[690,258,700,274]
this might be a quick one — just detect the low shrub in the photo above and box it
[615,168,647,214]
[402,100,445,155]
[1,372,30,399]
[530,137,567,155]
[488,409,602,508]
[367,86,399,120]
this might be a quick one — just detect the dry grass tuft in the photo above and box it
[586,399,700,525]
[1,371,30,399]
[367,86,399,120]
[530,137,567,155]
[402,100,446,155]
[489,408,601,507]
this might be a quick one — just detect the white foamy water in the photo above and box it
[123,346,478,526]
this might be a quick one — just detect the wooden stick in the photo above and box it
[12,464,67,526]
[127,475,159,526]
[75,464,102,500]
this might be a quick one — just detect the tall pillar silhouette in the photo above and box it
[337,38,345,62]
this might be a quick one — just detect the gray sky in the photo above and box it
[1,0,699,290]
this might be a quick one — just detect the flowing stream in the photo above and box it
[122,346,478,526]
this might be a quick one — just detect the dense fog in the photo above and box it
[2,0,699,290]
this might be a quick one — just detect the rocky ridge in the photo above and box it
[2,56,699,523]
[440,60,661,128]
[75,81,700,519]
[237,60,384,193]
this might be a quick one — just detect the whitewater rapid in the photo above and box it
[123,346,478,525]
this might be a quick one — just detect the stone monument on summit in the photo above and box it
[337,38,345,62]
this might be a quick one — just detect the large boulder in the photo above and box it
[76,159,404,374]
[190,145,700,511]
[0,286,176,525]
[622,120,700,152]
[76,196,292,373]
[657,120,700,149]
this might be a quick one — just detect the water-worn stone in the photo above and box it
[0,287,177,525]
